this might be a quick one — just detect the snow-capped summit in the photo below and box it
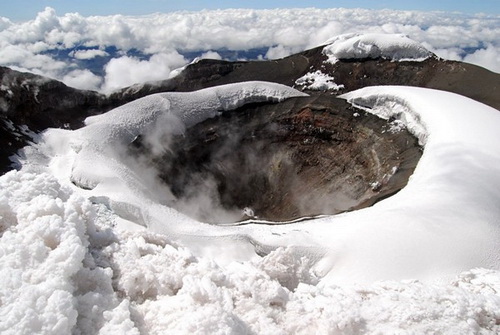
[323,33,433,63]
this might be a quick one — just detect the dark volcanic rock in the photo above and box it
[112,46,500,110]
[0,67,105,130]
[137,95,421,222]
[0,67,106,173]
[301,52,500,110]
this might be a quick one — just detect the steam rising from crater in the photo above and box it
[128,94,421,223]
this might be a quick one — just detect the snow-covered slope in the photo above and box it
[323,33,433,63]
[2,81,500,333]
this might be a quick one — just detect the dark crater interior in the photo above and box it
[131,95,422,223]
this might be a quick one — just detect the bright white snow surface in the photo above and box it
[2,81,500,333]
[323,33,433,63]
[294,70,344,91]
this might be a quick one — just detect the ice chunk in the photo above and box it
[295,70,344,91]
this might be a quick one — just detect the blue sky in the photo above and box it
[1,0,500,21]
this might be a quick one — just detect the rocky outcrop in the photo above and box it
[0,67,106,129]
[0,67,107,172]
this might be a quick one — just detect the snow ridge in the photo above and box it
[323,33,433,63]
[68,81,307,190]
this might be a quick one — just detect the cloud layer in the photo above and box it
[0,7,498,92]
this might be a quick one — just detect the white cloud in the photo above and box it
[464,44,500,73]
[0,44,66,72]
[199,50,222,60]
[421,42,463,61]
[0,7,498,91]
[265,45,293,60]
[307,21,344,47]
[102,52,187,93]
[4,7,498,55]
[69,49,109,60]
[62,69,102,91]
[0,17,12,31]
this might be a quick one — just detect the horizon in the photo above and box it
[1,0,500,22]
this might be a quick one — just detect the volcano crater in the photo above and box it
[131,95,422,223]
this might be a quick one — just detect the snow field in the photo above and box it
[1,171,500,334]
